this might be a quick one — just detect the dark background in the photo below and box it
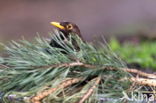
[1,0,156,43]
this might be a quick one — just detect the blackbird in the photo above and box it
[50,21,84,51]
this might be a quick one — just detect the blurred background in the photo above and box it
[0,0,156,70]
[1,0,156,43]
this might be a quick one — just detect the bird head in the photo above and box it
[50,21,84,51]
[50,21,82,38]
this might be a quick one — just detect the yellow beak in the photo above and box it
[50,22,65,30]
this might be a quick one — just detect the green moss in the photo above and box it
[109,38,156,69]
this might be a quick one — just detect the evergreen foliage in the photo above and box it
[0,31,143,103]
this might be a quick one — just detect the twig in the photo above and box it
[5,60,156,80]
[130,77,156,87]
[0,64,9,69]
[35,61,156,79]
[78,77,101,103]
[31,78,81,103]
[123,68,156,79]
[35,61,95,69]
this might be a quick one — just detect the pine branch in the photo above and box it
[32,61,95,69]
[124,68,156,79]
[34,61,156,79]
[31,78,82,103]
[130,77,156,87]
[77,77,101,103]
[2,60,156,80]
[1,32,156,103]
[0,64,9,69]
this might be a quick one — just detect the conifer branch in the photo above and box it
[124,68,156,79]
[1,34,156,103]
[2,61,156,80]
[130,77,156,87]
[77,77,101,103]
[31,78,82,103]
[35,62,156,79]
[0,64,9,69]
[34,61,95,69]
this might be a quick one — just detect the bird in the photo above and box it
[49,21,84,52]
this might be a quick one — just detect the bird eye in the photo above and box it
[66,24,73,30]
